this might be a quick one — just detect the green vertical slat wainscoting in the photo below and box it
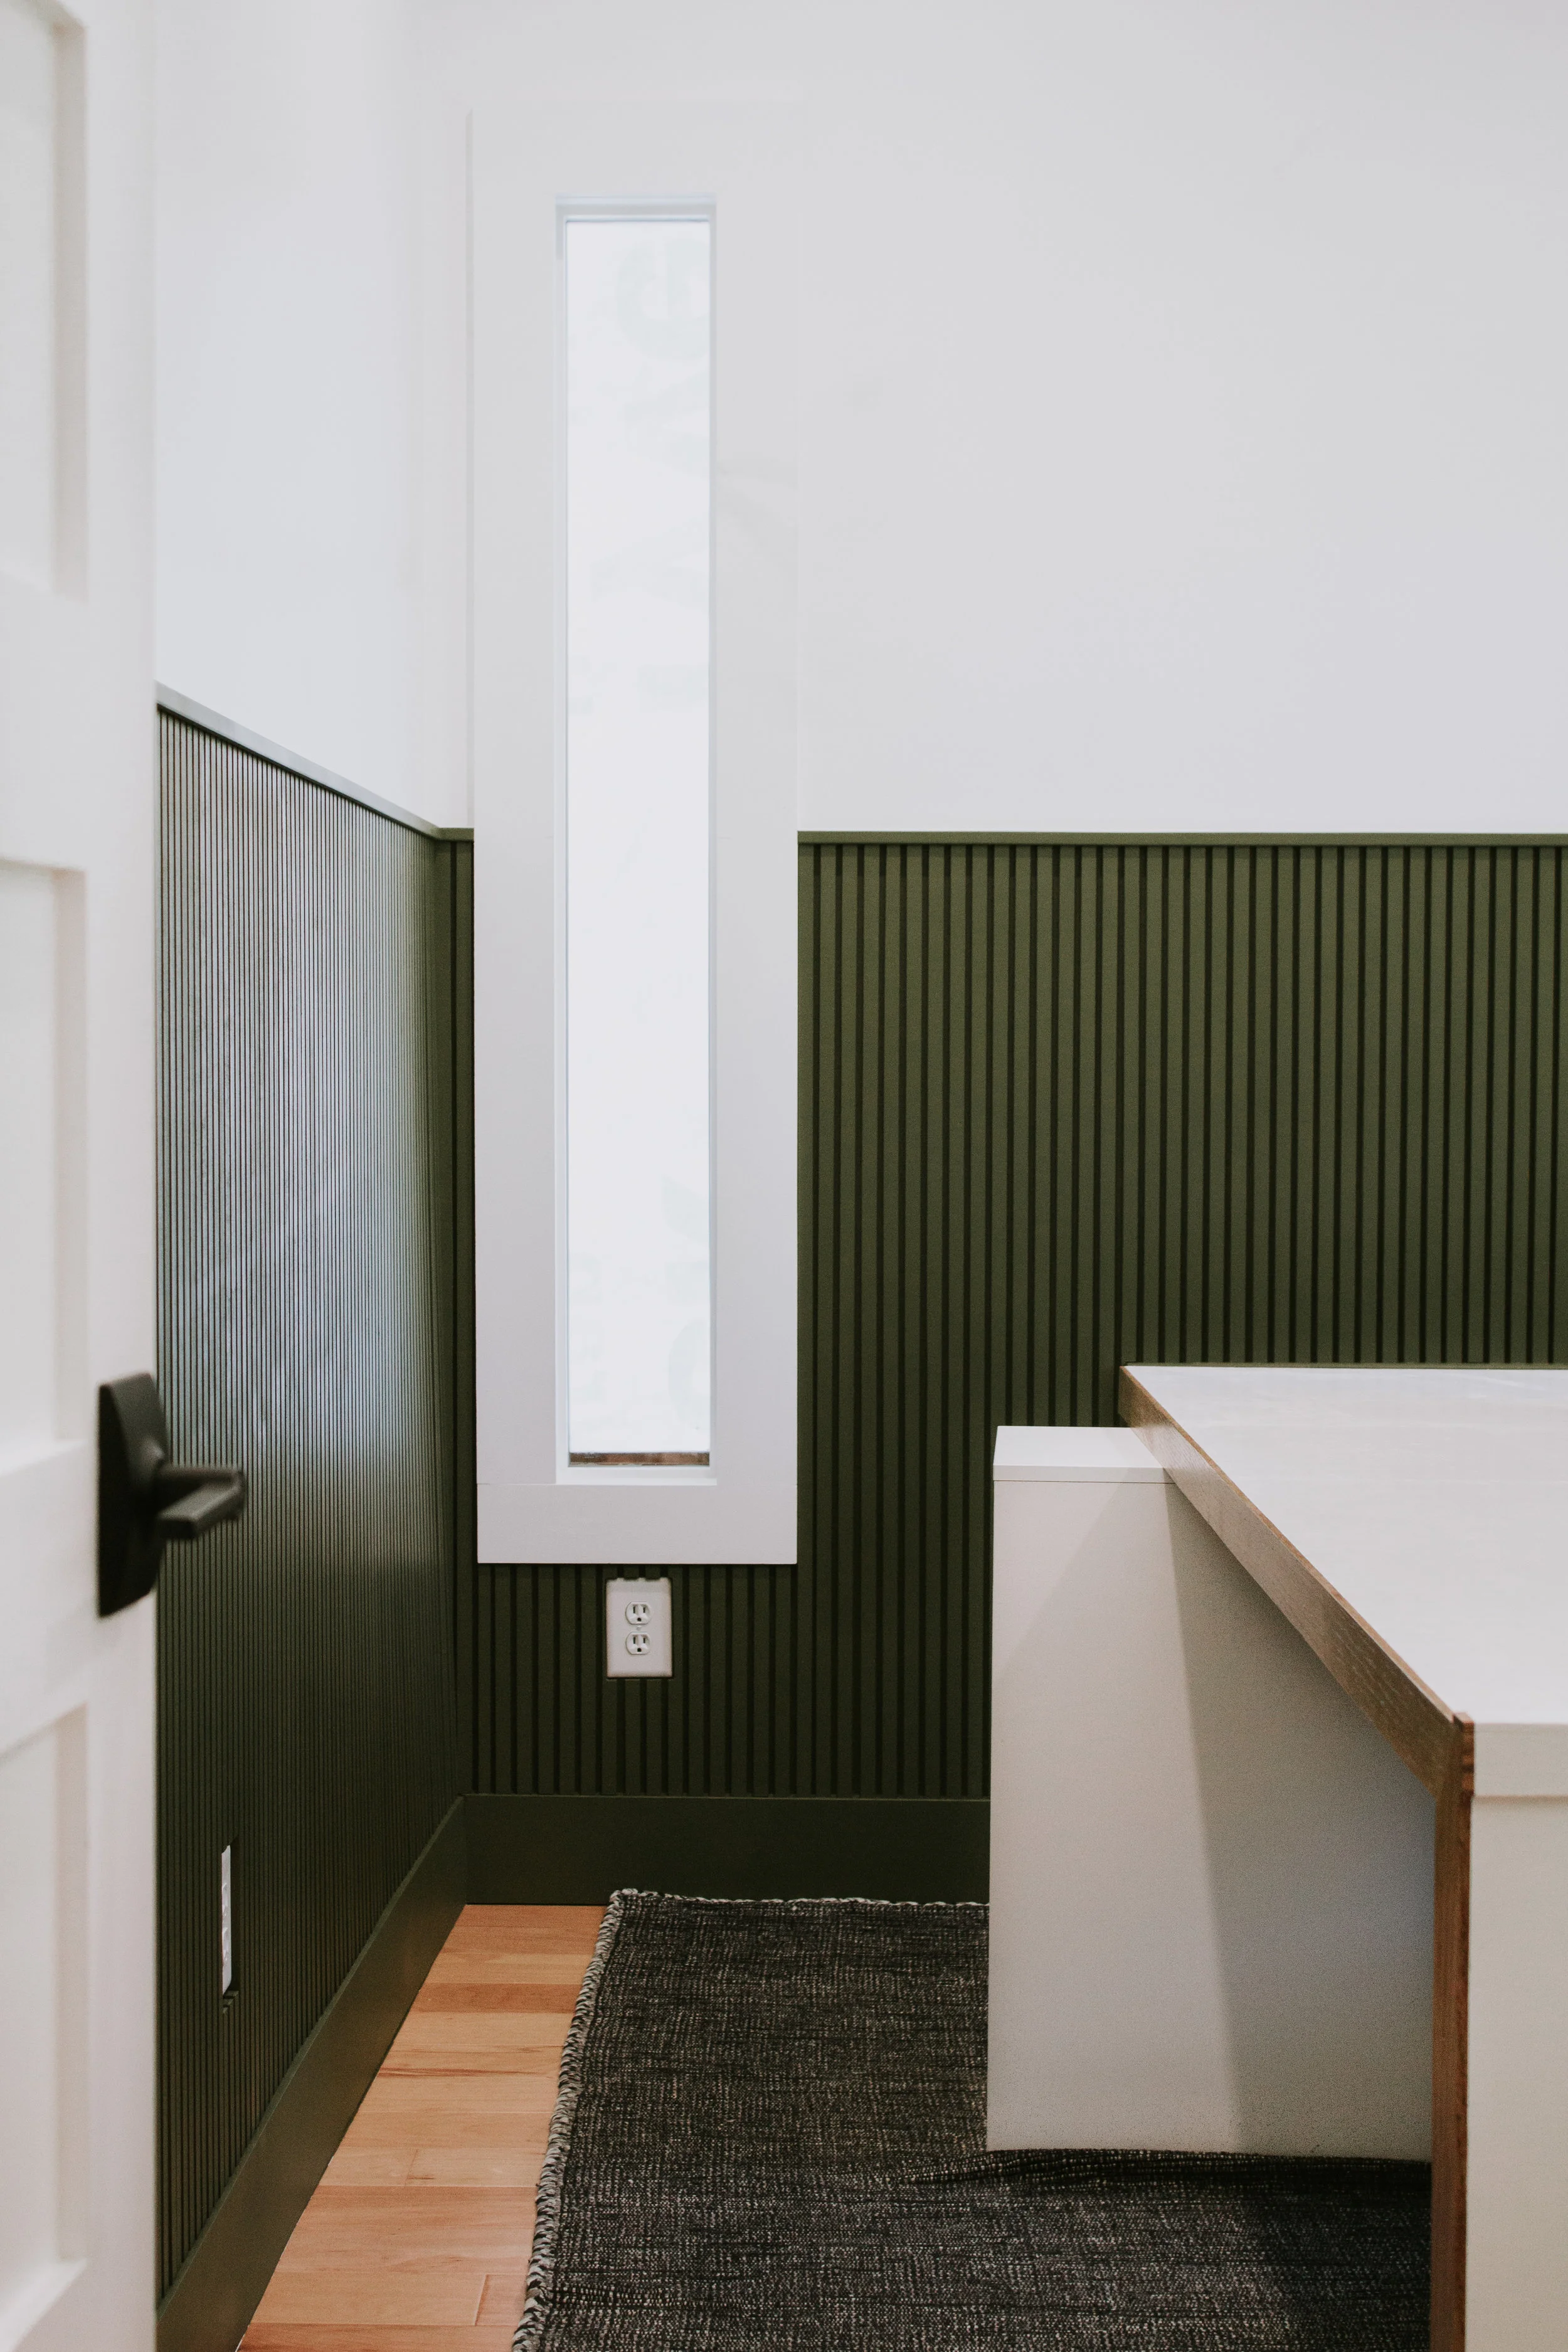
[156,707,469,2352]
[467,838,1568,1873]
[158,805,1568,2329]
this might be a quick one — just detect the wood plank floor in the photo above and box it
[243,1904,603,2352]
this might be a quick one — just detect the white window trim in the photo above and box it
[471,102,798,1565]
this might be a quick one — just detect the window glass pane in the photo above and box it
[564,214,712,1464]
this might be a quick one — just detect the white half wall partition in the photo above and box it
[988,1426,1434,2158]
[471,102,798,1564]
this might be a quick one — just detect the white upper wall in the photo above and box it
[422,0,1568,834]
[155,0,454,822]
[156,0,1568,834]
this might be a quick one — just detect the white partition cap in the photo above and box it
[993,1426,1165,1482]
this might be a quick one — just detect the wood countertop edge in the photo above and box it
[1118,1367,1457,1796]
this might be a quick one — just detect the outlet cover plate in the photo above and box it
[606,1577,672,1677]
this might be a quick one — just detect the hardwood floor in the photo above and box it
[243,1904,603,2352]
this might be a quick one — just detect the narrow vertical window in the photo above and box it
[563,212,712,1468]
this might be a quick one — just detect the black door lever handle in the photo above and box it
[98,1374,248,1616]
[154,1463,250,1540]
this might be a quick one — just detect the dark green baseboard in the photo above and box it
[466,1793,990,1902]
[156,1798,466,2352]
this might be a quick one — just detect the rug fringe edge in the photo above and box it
[602,1888,988,1910]
[511,1892,626,2352]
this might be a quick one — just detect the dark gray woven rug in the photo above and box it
[516,1892,1429,2352]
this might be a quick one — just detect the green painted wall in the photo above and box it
[468,837,1568,1801]
[156,712,465,2299]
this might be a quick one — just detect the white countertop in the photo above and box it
[1126,1366,1568,1788]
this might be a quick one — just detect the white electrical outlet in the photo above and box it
[220,1845,233,1995]
[605,1577,672,1677]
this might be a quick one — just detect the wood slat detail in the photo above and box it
[415,1983,580,2013]
[391,2013,570,2053]
[342,2111,553,2156]
[380,2050,564,2079]
[346,2074,561,2124]
[440,1905,603,1953]
[276,2188,533,2267]
[318,2147,417,2188]
[406,2152,544,2189]
[252,2269,485,2328]
[423,1954,596,1988]
[244,2331,517,2352]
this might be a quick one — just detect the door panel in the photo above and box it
[0,861,81,1462]
[0,1710,87,2338]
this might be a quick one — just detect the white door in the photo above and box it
[0,0,157,2346]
